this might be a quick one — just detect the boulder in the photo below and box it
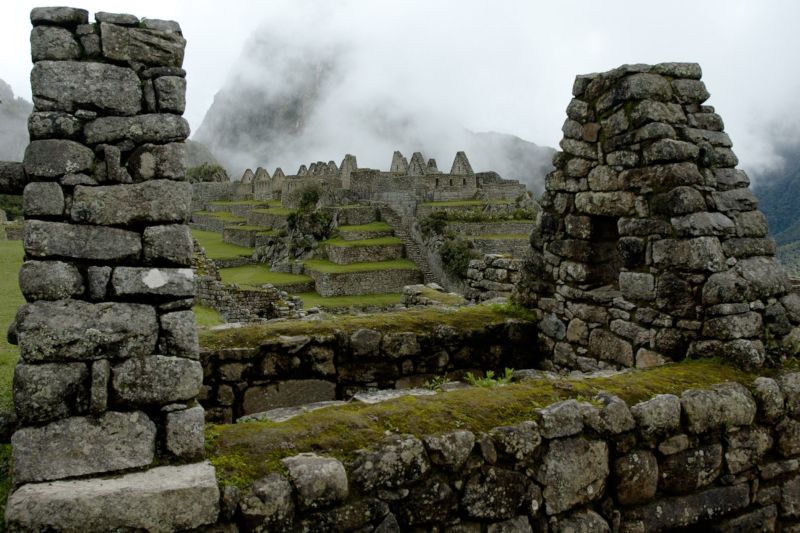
[461,466,531,520]
[18,260,84,301]
[165,406,205,459]
[239,474,294,531]
[283,453,348,510]
[13,362,88,424]
[614,450,658,504]
[489,421,541,463]
[658,444,723,494]
[422,430,475,471]
[631,394,681,435]
[350,434,430,491]
[535,437,609,515]
[680,383,756,433]
[23,139,94,178]
[100,22,186,67]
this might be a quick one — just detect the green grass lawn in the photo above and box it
[209,200,273,207]
[421,199,514,207]
[297,292,403,309]
[338,222,391,232]
[194,305,225,328]
[219,265,312,288]
[303,258,418,273]
[250,207,296,216]
[0,240,23,414]
[469,233,531,240]
[324,236,402,248]
[226,225,276,234]
[192,230,254,260]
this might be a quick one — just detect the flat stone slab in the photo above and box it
[352,388,436,404]
[6,462,219,532]
[238,401,348,423]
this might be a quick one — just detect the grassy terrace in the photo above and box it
[469,233,530,240]
[338,222,392,232]
[209,200,279,207]
[219,265,312,288]
[194,305,225,328]
[324,236,402,248]
[297,292,404,309]
[200,303,528,349]
[225,225,277,235]
[303,258,418,274]
[421,199,514,207]
[250,207,296,216]
[192,211,247,222]
[207,358,760,488]
[0,241,23,413]
[192,230,253,260]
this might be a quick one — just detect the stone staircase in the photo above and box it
[375,204,436,284]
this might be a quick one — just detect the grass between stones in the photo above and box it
[200,303,531,350]
[324,236,402,248]
[420,199,514,207]
[303,258,418,274]
[194,305,225,328]
[296,292,404,309]
[338,222,392,232]
[191,230,254,260]
[218,265,312,288]
[418,286,466,305]
[205,358,759,489]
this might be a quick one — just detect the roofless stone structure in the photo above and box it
[5,7,218,530]
[528,63,800,370]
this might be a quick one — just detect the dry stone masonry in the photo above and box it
[528,63,800,371]
[5,7,218,531]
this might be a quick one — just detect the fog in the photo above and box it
[2,1,800,184]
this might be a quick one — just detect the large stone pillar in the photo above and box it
[5,7,218,531]
[531,63,800,371]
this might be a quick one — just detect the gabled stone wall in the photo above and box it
[529,63,800,371]
[5,7,218,530]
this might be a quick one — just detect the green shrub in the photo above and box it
[420,212,449,236]
[465,368,514,388]
[440,237,474,278]
[0,195,22,220]
[186,163,229,183]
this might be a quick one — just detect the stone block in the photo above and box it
[100,22,186,67]
[711,188,759,212]
[350,328,382,357]
[535,437,608,515]
[15,300,157,362]
[242,380,336,415]
[18,260,83,301]
[659,444,722,494]
[736,256,791,299]
[128,143,186,181]
[30,7,89,26]
[423,430,475,471]
[159,310,199,358]
[651,236,726,272]
[165,405,205,459]
[154,76,186,113]
[574,191,636,216]
[753,376,785,423]
[83,114,190,145]
[5,462,219,532]
[351,434,430,491]
[87,265,112,300]
[714,168,750,190]
[711,505,777,533]
[631,393,681,435]
[460,467,530,521]
[72,180,191,226]
[30,26,80,61]
[722,237,776,258]
[680,383,756,433]
[283,453,348,510]
[112,355,202,405]
[671,212,734,237]
[780,373,800,417]
[489,422,541,464]
[23,181,64,217]
[27,111,82,140]
[239,474,294,531]
[13,362,88,424]
[636,348,668,368]
[381,331,420,358]
[643,139,699,164]
[614,450,658,505]
[629,100,687,127]
[536,399,583,439]
[111,267,194,298]
[11,411,155,483]
[90,359,110,414]
[143,224,194,266]
[31,61,141,116]
[619,272,655,301]
[650,186,706,216]
[24,220,142,262]
[588,328,633,366]
[725,426,773,474]
[23,139,94,178]
[672,79,710,104]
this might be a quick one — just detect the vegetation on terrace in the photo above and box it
[420,199,514,207]
[206,358,761,488]
[0,241,23,413]
[218,265,312,288]
[469,233,530,240]
[250,207,296,216]
[209,199,279,207]
[303,258,418,274]
[323,236,402,248]
[192,211,246,222]
[192,229,253,260]
[296,292,404,309]
[337,222,392,232]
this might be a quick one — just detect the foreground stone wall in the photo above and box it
[216,373,800,532]
[6,7,218,531]
[529,63,800,371]
[465,253,525,301]
[201,319,536,422]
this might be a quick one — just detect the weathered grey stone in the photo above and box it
[783,475,800,518]
[351,434,430,491]
[23,139,94,178]
[24,220,142,261]
[554,509,609,533]
[140,19,183,34]
[651,186,706,216]
[31,61,141,116]
[462,466,530,520]
[651,237,726,272]
[725,426,773,474]
[671,212,734,237]
[381,331,420,358]
[100,22,186,67]
[96,11,140,24]
[631,394,681,435]
[659,444,723,494]
[702,312,762,340]
[681,383,756,433]
[619,272,655,301]
[112,355,202,405]
[537,399,583,439]
[489,421,541,463]
[72,180,191,226]
[143,224,194,266]
[753,376,785,422]
[588,328,633,366]
[778,418,800,457]
[242,380,336,415]
[87,265,112,300]
[779,372,800,417]
[154,76,186,113]
[303,498,391,531]
[711,505,777,533]
[283,453,348,510]
[13,362,88,424]
[635,348,668,369]
[27,111,82,140]
[540,313,566,340]
[18,260,83,301]
[658,434,690,456]
[84,114,190,145]
[158,310,198,358]
[111,267,194,298]
[615,450,658,504]
[586,393,636,434]
[574,191,636,216]
[15,300,157,362]
[423,430,475,471]
[722,339,766,368]
[165,405,204,459]
[127,143,186,181]
[239,474,294,531]
[487,515,533,533]
[30,26,80,61]
[615,73,672,102]
[722,237,776,258]
[90,359,109,414]
[6,462,219,533]
[643,139,699,164]
[711,188,759,212]
[23,181,64,217]
[672,79,710,104]
[736,256,791,299]
[535,437,608,515]
[629,100,687,128]
[350,328,382,357]
[11,411,155,483]
[30,7,89,26]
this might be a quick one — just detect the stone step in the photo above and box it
[6,462,220,532]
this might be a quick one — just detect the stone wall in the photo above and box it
[200,319,536,422]
[191,181,234,211]
[466,254,525,301]
[309,267,423,296]
[529,63,800,371]
[5,8,219,531]
[325,242,405,264]
[214,373,800,532]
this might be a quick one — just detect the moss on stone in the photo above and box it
[296,292,404,309]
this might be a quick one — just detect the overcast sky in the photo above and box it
[2,1,800,179]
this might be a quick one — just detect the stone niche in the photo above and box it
[529,62,800,371]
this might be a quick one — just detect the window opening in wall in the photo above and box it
[449,179,453,186]
[462,178,466,185]
[589,215,623,288]
[435,178,439,187]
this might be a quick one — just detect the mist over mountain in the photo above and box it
[0,79,31,161]
[193,22,555,193]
